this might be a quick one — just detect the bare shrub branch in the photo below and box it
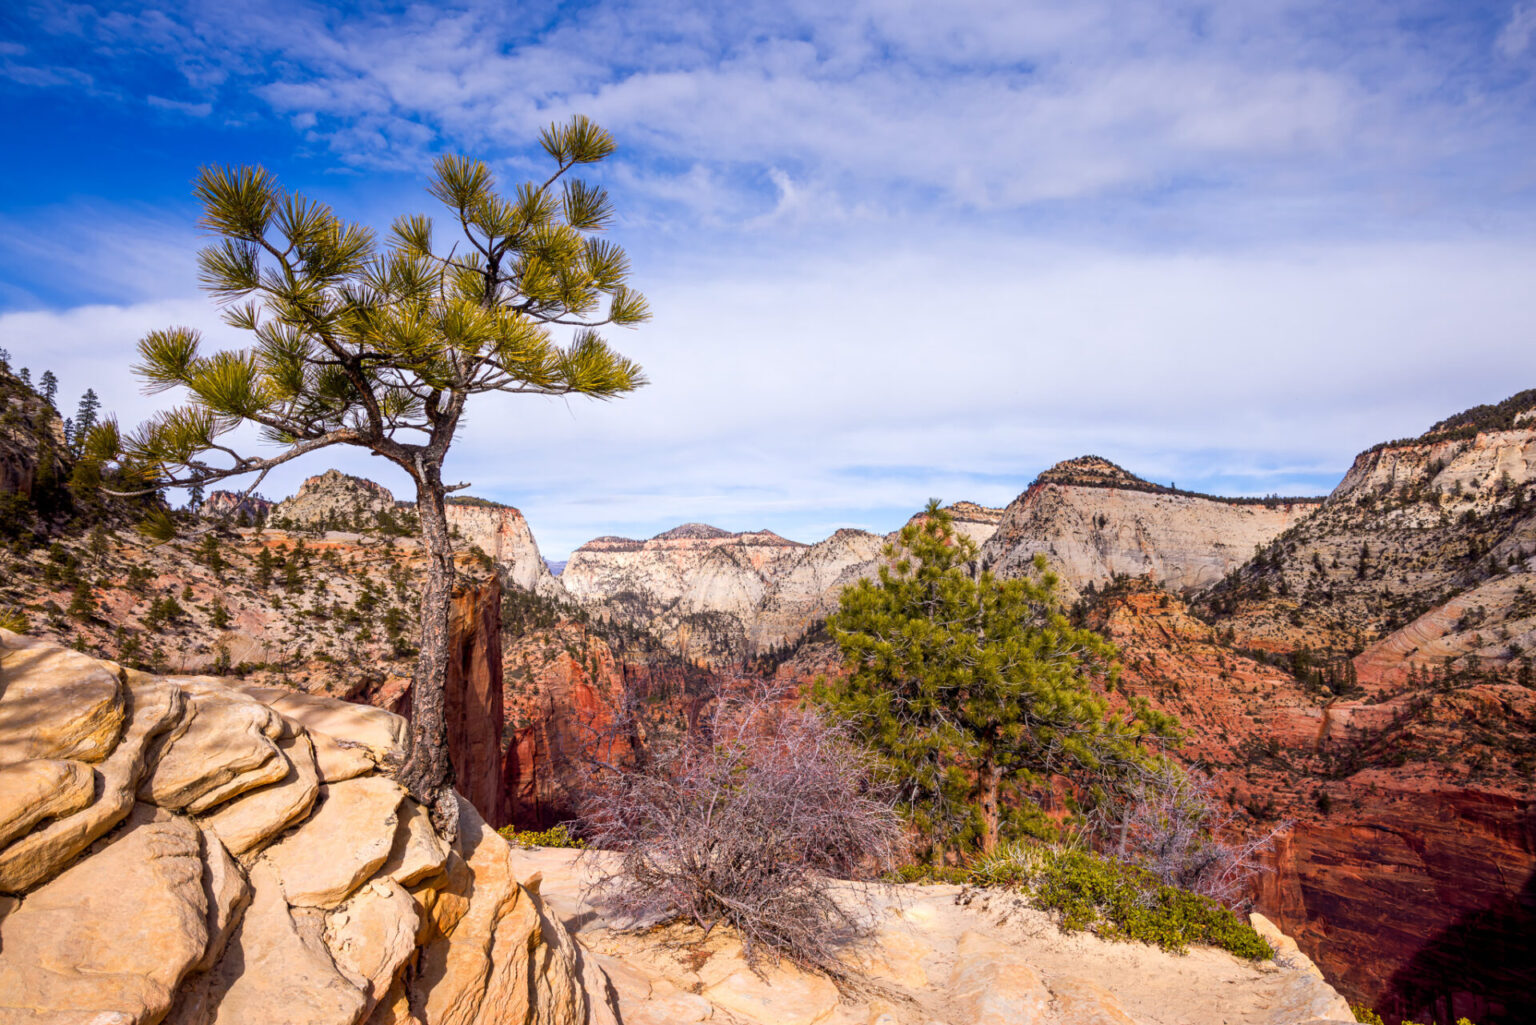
[1090,764,1288,908]
[576,688,906,977]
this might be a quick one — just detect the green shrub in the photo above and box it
[496,823,586,849]
[964,840,1272,960]
[0,606,29,633]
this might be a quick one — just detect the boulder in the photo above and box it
[381,797,451,886]
[325,876,420,1014]
[0,758,95,847]
[0,678,185,893]
[0,631,125,763]
[945,931,1051,1025]
[140,686,288,813]
[196,861,367,1025]
[261,776,405,908]
[0,805,208,1023]
[203,731,320,858]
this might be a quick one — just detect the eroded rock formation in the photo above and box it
[978,456,1321,599]
[0,629,594,1025]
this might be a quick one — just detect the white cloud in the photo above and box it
[10,233,1529,557]
[1498,4,1536,57]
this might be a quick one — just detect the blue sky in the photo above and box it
[2,1,1535,557]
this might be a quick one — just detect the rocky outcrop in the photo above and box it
[978,457,1321,599]
[267,470,561,599]
[519,845,1355,1025]
[562,503,1004,666]
[444,499,563,599]
[273,469,398,530]
[0,629,597,1025]
[199,490,274,522]
[1198,398,1536,664]
[0,365,67,502]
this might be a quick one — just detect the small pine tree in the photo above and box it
[822,502,1177,858]
[71,389,101,456]
[68,578,97,620]
[38,370,58,406]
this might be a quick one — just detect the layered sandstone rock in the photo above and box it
[273,469,398,529]
[0,629,603,1025]
[1199,405,1536,665]
[978,456,1320,600]
[444,499,564,599]
[562,503,1004,666]
[1091,583,1536,1025]
[518,845,1355,1025]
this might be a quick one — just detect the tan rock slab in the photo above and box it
[380,796,450,886]
[1047,976,1143,1025]
[140,686,287,813]
[200,860,368,1025]
[0,632,125,763]
[364,976,424,1025]
[202,731,320,858]
[261,775,405,908]
[413,795,588,1025]
[0,678,185,893]
[237,685,407,767]
[0,758,95,847]
[945,931,1050,1025]
[0,804,208,1023]
[325,876,420,1014]
[310,729,379,782]
[704,964,839,1025]
[195,827,251,973]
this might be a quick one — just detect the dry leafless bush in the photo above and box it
[1092,764,1288,907]
[575,688,905,976]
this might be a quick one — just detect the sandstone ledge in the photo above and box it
[0,629,593,1025]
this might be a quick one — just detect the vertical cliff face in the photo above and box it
[560,504,1005,666]
[978,457,1321,599]
[561,526,811,664]
[444,499,564,599]
[445,578,509,828]
[0,366,66,502]
[1093,582,1536,1025]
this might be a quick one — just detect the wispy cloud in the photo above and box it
[3,1,1535,556]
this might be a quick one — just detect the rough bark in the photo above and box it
[977,758,1003,854]
[398,469,459,839]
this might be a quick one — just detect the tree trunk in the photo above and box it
[398,469,460,839]
[977,757,1004,854]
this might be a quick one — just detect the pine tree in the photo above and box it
[72,389,101,456]
[98,118,648,832]
[39,370,58,406]
[68,578,97,620]
[822,502,1178,859]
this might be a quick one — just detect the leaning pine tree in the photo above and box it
[104,117,649,834]
[822,502,1178,859]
